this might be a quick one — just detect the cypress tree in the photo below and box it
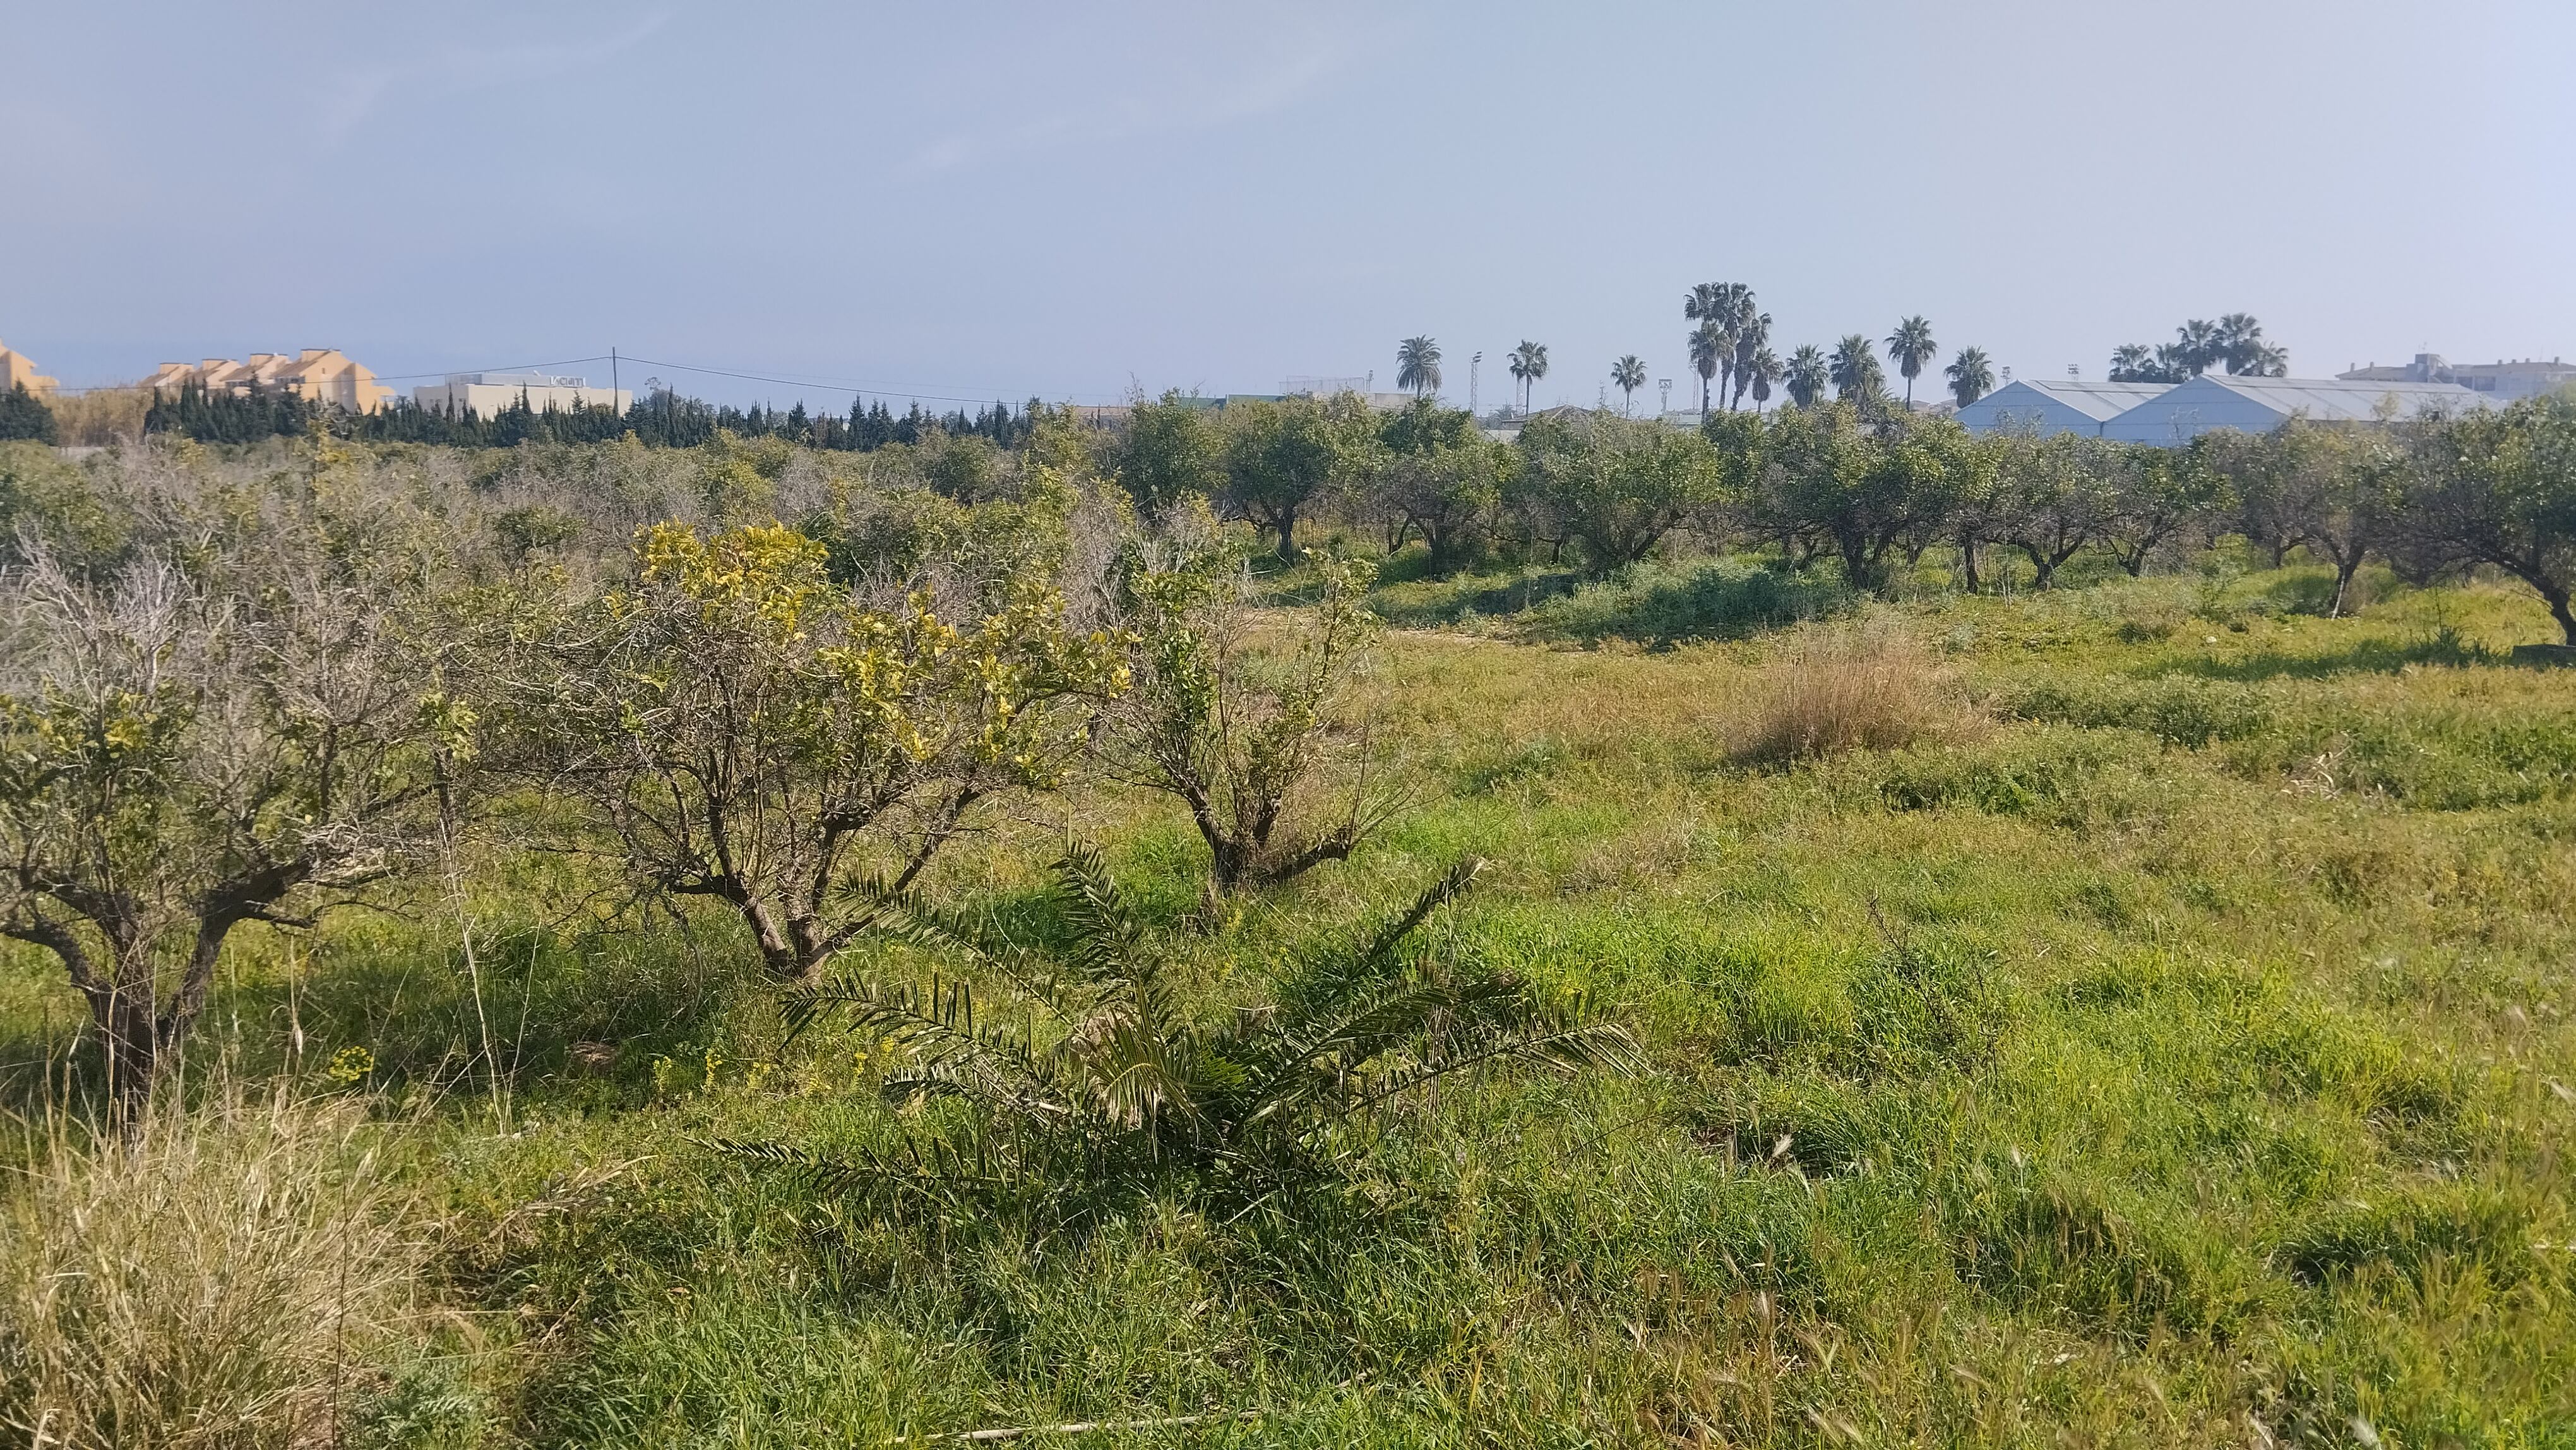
[0,383,58,443]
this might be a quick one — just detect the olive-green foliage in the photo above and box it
[2200,419,2397,614]
[1216,393,1374,563]
[1112,391,1224,518]
[1100,527,1386,892]
[2388,395,2576,643]
[1736,404,1972,592]
[0,444,464,1107]
[488,516,1123,983]
[0,441,128,570]
[1513,409,1727,573]
[1368,399,1502,574]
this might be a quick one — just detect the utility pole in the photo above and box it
[1658,378,1672,417]
[611,347,619,409]
[1470,351,1481,418]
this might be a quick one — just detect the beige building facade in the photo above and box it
[412,373,629,417]
[141,349,395,412]
[1,340,60,397]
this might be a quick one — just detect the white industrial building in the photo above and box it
[1953,379,2173,437]
[413,372,631,417]
[2338,354,2576,401]
[2099,374,2489,445]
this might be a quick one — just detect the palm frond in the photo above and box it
[823,875,1080,1015]
[1355,856,1481,974]
[705,1135,1022,1209]
[1272,856,1482,1024]
[1336,1016,1643,1120]
[1051,844,1143,988]
[790,974,1073,1126]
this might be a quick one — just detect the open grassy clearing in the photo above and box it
[5,560,2573,1447]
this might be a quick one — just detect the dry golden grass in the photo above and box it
[1726,626,1983,764]
[0,1070,431,1449]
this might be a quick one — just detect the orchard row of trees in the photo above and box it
[1115,389,2576,639]
[0,427,1385,1113]
[127,377,1039,451]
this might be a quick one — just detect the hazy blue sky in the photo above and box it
[6,2,2571,410]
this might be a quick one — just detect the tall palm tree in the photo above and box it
[2175,318,2222,376]
[2213,313,2267,375]
[1507,340,1549,416]
[2108,344,2155,382]
[1685,282,1756,408]
[1395,336,1443,397]
[1610,354,1647,415]
[1829,334,1885,404]
[1784,345,1829,409]
[1729,311,1772,411]
[1744,345,1783,414]
[2243,340,2288,377]
[1944,346,1995,409]
[1885,316,1937,409]
[1686,323,1724,418]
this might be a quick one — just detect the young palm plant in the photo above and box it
[743,850,1639,1213]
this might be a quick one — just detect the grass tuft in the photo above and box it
[1729,627,1983,764]
[0,1069,431,1449]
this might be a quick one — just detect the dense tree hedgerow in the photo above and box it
[141,376,1040,452]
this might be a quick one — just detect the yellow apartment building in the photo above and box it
[141,349,395,412]
[0,340,60,397]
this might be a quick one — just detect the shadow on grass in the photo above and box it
[2147,628,2496,683]
[0,916,772,1124]
[1518,560,1848,648]
[1372,558,1849,649]
[1363,566,1585,627]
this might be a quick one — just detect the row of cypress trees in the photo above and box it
[135,378,1035,452]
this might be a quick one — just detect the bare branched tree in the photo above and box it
[0,496,460,1113]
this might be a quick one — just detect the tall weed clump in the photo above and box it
[1729,628,1981,764]
[0,1073,431,1448]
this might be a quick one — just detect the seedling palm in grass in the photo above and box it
[725,849,1640,1223]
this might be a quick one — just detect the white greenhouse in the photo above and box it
[2099,374,2491,445]
[1953,380,2173,437]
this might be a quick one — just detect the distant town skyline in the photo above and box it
[6,1,2572,410]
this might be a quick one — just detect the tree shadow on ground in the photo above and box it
[2145,630,2496,683]
[1371,561,1849,649]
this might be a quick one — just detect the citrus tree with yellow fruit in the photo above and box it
[512,520,1125,982]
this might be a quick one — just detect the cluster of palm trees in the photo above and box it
[1673,288,2000,417]
[1395,284,2025,423]
[1398,335,1556,415]
[2107,314,2286,383]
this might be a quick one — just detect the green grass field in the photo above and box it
[7,557,2573,1447]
